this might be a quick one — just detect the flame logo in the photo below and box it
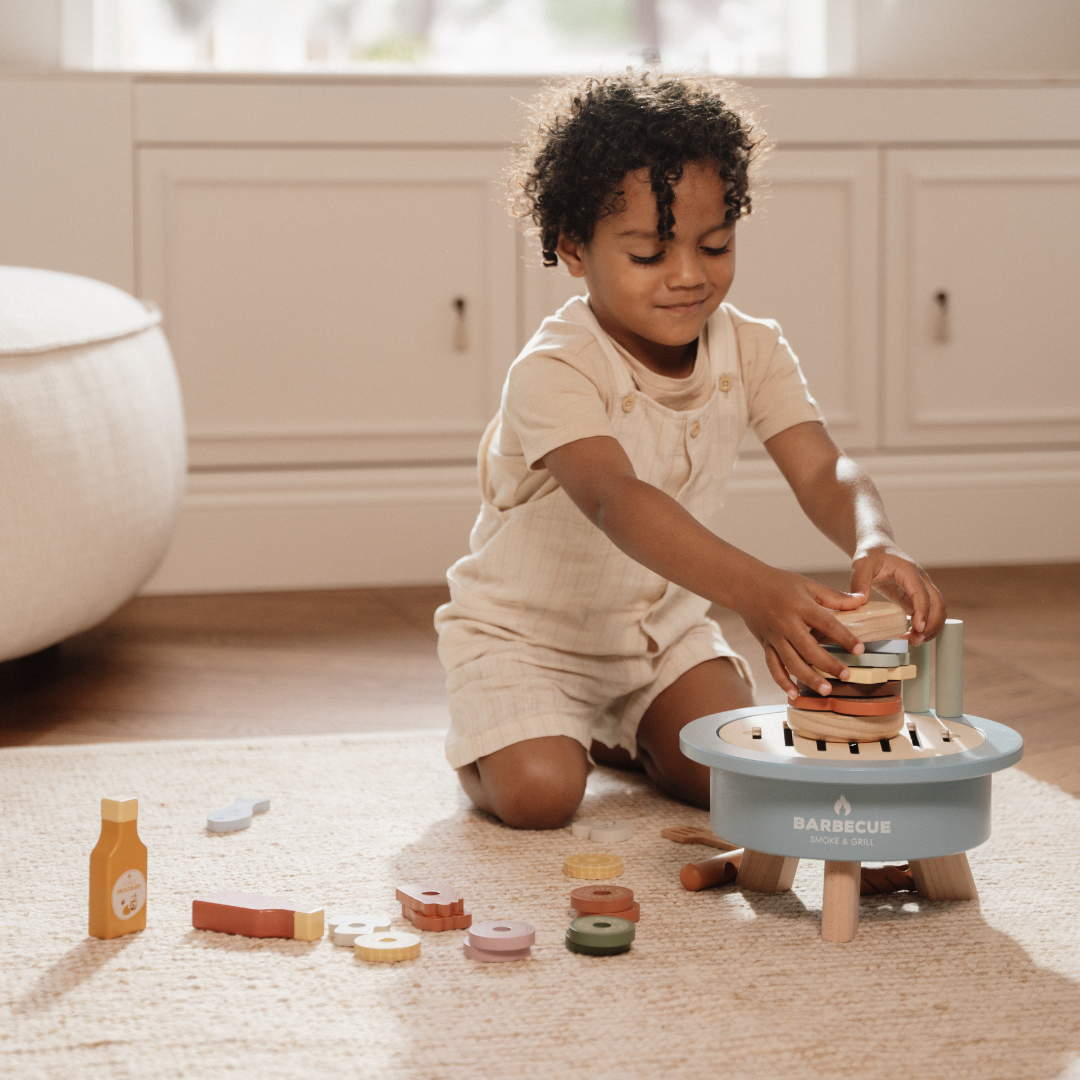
[834,795,852,816]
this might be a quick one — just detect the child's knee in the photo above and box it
[474,736,588,830]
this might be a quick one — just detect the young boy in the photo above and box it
[436,73,945,829]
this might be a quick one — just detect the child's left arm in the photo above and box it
[764,421,946,646]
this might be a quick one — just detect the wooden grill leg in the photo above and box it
[821,861,861,942]
[908,853,979,901]
[735,849,799,893]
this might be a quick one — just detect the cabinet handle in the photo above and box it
[452,297,467,352]
[933,290,950,344]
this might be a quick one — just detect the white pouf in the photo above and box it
[0,266,186,663]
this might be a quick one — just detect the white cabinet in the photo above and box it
[138,147,515,468]
[885,148,1080,447]
[0,75,1062,588]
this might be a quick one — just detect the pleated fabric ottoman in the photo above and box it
[0,266,186,662]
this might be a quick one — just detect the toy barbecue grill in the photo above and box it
[679,605,1023,942]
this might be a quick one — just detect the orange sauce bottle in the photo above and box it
[89,796,147,939]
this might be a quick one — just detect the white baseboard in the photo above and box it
[719,449,1080,573]
[141,465,482,594]
[142,449,1080,595]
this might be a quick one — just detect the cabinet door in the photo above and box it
[885,149,1080,447]
[724,149,880,452]
[139,148,515,469]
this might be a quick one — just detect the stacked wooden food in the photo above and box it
[462,920,535,962]
[565,885,637,956]
[787,601,915,743]
[396,882,472,931]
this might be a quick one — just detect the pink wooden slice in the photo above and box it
[467,920,535,951]
[462,938,531,963]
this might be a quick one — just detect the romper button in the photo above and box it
[718,375,733,393]
[622,396,635,412]
[690,421,701,438]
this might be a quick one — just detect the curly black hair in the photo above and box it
[509,71,767,267]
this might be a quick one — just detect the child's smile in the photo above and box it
[556,160,736,377]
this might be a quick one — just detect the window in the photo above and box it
[100,0,827,75]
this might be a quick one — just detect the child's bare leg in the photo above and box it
[456,735,589,830]
[635,657,755,808]
[590,742,646,771]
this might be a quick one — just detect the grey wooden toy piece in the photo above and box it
[904,641,932,713]
[935,620,964,718]
[861,639,911,654]
[823,647,910,668]
[206,795,271,833]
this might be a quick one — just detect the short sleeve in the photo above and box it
[504,350,616,469]
[736,316,824,443]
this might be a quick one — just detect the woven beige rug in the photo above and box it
[3,729,1080,1080]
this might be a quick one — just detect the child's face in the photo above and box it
[556,160,736,372]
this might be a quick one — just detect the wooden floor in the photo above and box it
[2,564,1078,796]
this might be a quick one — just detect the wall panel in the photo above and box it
[0,76,134,291]
[726,148,880,451]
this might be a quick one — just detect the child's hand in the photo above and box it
[732,566,871,700]
[849,544,946,646]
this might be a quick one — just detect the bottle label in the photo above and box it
[111,869,146,920]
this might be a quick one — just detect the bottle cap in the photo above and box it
[101,796,138,823]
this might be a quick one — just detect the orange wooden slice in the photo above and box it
[569,885,635,913]
[571,901,640,923]
[798,679,901,699]
[401,906,472,932]
[395,883,464,917]
[792,695,830,711]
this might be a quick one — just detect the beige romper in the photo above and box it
[436,296,822,769]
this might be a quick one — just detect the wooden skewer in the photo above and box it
[661,825,739,851]
[859,863,916,896]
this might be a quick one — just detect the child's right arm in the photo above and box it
[542,433,867,699]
